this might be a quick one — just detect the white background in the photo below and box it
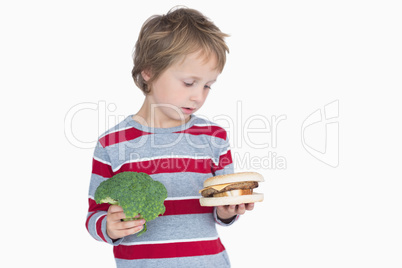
[1,0,401,267]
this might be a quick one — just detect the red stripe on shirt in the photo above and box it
[212,150,233,173]
[174,125,227,140]
[88,198,111,212]
[96,214,107,242]
[92,149,232,178]
[163,199,213,216]
[92,158,114,178]
[99,128,152,147]
[113,238,225,260]
[117,158,213,174]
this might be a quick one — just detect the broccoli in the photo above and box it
[94,171,168,236]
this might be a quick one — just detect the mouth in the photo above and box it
[181,107,196,115]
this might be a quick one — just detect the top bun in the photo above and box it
[203,172,264,187]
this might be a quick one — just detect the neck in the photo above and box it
[133,98,190,128]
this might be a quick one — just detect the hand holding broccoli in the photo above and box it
[94,172,168,237]
[106,205,146,240]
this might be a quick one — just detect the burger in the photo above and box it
[199,172,264,206]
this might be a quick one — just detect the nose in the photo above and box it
[189,86,206,102]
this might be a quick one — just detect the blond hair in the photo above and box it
[132,7,229,94]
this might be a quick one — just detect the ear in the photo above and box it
[141,69,152,82]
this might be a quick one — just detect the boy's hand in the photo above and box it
[216,203,255,223]
[106,205,146,240]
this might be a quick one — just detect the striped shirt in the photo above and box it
[86,115,236,267]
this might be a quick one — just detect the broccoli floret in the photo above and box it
[94,172,168,236]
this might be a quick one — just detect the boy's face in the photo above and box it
[143,51,220,128]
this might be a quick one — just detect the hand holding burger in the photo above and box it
[199,172,264,222]
[216,203,255,223]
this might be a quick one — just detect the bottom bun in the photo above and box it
[199,192,264,207]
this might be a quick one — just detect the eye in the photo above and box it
[184,82,194,87]
[204,85,212,90]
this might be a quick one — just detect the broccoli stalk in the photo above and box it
[94,172,168,236]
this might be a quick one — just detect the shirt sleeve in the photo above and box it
[210,128,240,225]
[85,141,122,245]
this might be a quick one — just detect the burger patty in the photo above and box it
[201,181,259,197]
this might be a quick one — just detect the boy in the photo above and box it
[86,7,254,267]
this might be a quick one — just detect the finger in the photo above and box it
[117,219,146,230]
[245,203,255,211]
[228,205,236,214]
[236,203,246,215]
[108,211,127,222]
[115,224,144,238]
[131,224,145,235]
[217,205,231,211]
[108,205,124,213]
[119,214,142,222]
